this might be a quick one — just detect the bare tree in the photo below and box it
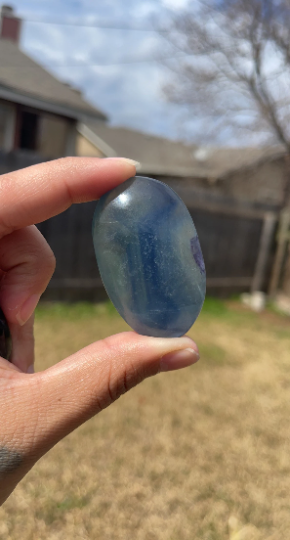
[162,0,290,294]
[163,0,290,196]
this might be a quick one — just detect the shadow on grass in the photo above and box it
[198,343,229,367]
[35,296,289,343]
[201,297,257,326]
[35,300,119,321]
[36,297,237,323]
[35,494,92,525]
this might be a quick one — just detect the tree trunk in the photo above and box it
[281,155,290,295]
[251,212,276,293]
[269,154,290,297]
[268,210,290,296]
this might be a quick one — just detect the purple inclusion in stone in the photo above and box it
[190,236,206,275]
[92,176,206,338]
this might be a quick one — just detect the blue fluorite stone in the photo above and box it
[92,176,206,337]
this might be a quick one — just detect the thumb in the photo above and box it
[18,332,199,461]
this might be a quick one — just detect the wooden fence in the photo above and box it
[0,149,47,174]
[0,151,279,301]
[37,195,278,301]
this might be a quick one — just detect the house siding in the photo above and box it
[76,134,105,158]
[0,98,77,158]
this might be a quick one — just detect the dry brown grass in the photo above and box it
[1,299,290,540]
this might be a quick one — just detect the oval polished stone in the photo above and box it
[92,176,206,337]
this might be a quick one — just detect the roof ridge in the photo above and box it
[0,38,107,121]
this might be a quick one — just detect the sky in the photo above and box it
[9,0,197,141]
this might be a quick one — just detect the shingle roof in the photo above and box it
[82,122,285,178]
[0,39,107,121]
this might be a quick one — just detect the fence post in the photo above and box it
[269,210,290,297]
[251,212,276,293]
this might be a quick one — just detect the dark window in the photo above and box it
[19,111,39,150]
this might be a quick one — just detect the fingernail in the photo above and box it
[16,294,41,326]
[126,159,141,171]
[109,157,141,171]
[27,365,35,374]
[160,348,200,372]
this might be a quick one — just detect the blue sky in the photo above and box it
[10,0,196,140]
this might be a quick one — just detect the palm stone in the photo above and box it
[92,176,206,337]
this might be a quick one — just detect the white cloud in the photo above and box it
[161,0,190,11]
[131,1,160,18]
[11,0,199,140]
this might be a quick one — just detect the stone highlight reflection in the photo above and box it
[93,176,206,337]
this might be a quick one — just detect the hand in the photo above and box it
[0,157,199,505]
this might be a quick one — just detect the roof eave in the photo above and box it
[77,123,116,156]
[138,164,209,178]
[0,84,108,122]
[78,123,211,178]
[219,149,286,182]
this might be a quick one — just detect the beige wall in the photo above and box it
[163,158,285,209]
[0,101,76,158]
[222,159,285,207]
[38,114,70,158]
[0,100,16,151]
[76,134,105,158]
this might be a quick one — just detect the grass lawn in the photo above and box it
[1,298,290,540]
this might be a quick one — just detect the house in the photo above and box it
[0,5,288,299]
[0,5,106,160]
[0,3,285,218]
[76,123,290,297]
[77,122,286,213]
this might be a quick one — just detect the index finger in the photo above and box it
[0,157,137,237]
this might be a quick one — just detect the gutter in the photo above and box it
[0,84,107,123]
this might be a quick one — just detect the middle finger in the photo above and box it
[0,225,55,372]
